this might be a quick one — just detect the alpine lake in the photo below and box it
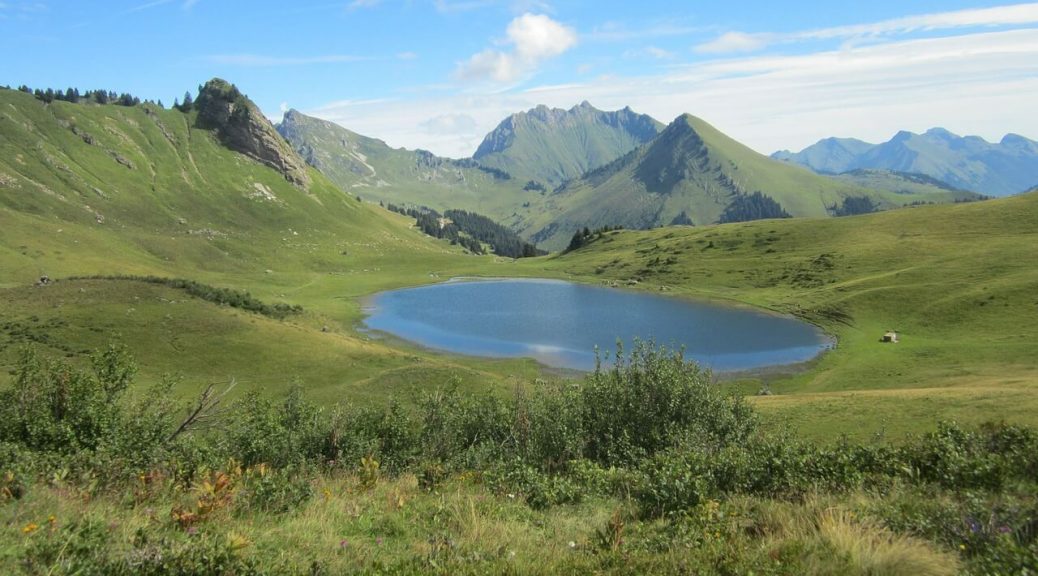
[363,278,830,372]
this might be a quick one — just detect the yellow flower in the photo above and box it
[959,544,967,550]
[22,522,39,535]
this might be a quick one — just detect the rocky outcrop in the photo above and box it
[195,79,311,188]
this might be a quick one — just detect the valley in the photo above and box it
[1,66,1037,574]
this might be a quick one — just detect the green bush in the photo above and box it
[238,465,314,514]
[0,345,137,454]
[580,341,756,466]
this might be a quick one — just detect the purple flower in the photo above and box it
[339,539,349,549]
[998,525,1012,534]
[376,537,383,546]
[187,526,198,536]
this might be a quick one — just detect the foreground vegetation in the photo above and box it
[540,191,1038,439]
[2,343,1035,574]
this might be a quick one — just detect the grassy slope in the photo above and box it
[530,192,1038,438]
[830,169,981,198]
[2,87,1035,439]
[0,89,548,402]
[275,110,541,224]
[524,116,978,251]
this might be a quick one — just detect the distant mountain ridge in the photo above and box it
[517,114,977,250]
[276,110,526,216]
[773,128,1038,196]
[278,107,981,252]
[473,101,664,185]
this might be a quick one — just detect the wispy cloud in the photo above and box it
[204,53,373,67]
[455,13,577,83]
[0,0,47,18]
[623,46,676,60]
[587,21,702,42]
[696,2,1038,53]
[127,0,200,13]
[347,0,380,10]
[309,27,1038,159]
[433,0,496,13]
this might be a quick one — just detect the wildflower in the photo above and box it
[507,493,515,499]
[22,522,39,535]
[339,539,349,549]
[998,525,1012,534]
[568,541,576,549]
[959,544,967,550]
[376,537,383,546]
[187,526,199,536]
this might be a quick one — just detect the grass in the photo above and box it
[2,85,1037,440]
[2,472,970,575]
[531,192,1038,438]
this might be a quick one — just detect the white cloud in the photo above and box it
[421,113,479,135]
[205,53,372,67]
[586,21,701,42]
[347,0,380,10]
[307,27,1038,159]
[696,3,1038,53]
[623,45,677,60]
[455,13,577,83]
[695,31,771,54]
[433,0,496,13]
[397,51,418,60]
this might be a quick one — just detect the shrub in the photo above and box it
[0,345,137,454]
[580,341,756,466]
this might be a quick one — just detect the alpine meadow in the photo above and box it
[2,2,1038,574]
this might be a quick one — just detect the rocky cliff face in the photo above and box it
[195,79,311,188]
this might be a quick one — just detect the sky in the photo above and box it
[2,1,1037,158]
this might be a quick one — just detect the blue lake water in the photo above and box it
[362,278,829,372]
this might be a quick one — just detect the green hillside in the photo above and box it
[522,115,980,250]
[276,110,539,220]
[472,101,663,186]
[0,84,545,400]
[540,191,1038,437]
[829,169,983,200]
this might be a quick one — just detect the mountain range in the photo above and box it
[514,115,978,248]
[472,101,663,186]
[280,105,979,250]
[773,128,1038,196]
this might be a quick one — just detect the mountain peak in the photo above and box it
[924,127,959,140]
[195,78,310,187]
[473,104,663,184]
[891,130,916,143]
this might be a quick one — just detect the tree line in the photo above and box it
[718,191,792,223]
[384,203,542,258]
[3,84,200,113]
[565,225,624,253]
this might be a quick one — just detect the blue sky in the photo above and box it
[3,1,1037,157]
